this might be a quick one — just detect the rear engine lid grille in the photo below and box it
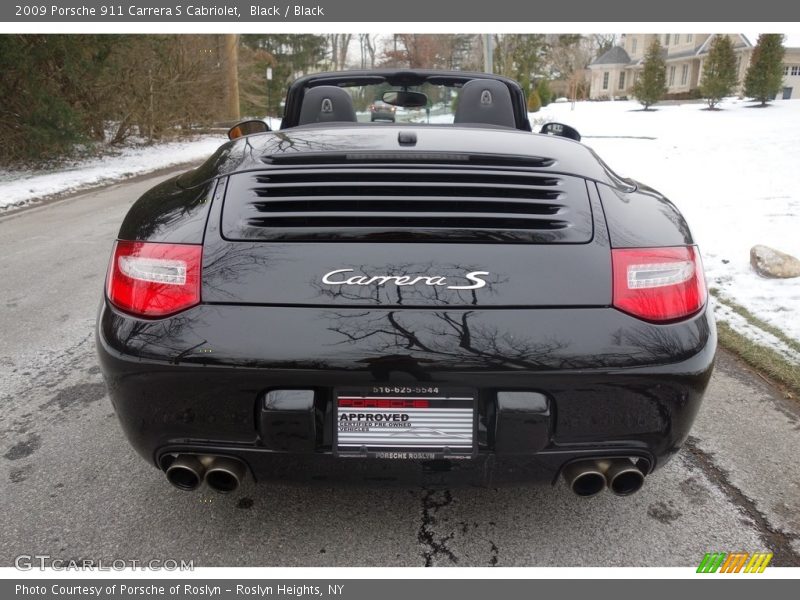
[221,166,593,243]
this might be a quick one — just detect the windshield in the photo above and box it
[338,82,461,124]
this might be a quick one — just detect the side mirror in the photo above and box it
[382,90,429,109]
[228,119,270,140]
[540,122,581,142]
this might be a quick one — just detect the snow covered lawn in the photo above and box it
[0,135,224,211]
[535,99,800,353]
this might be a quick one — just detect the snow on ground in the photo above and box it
[0,135,224,210]
[535,98,800,350]
[713,300,800,364]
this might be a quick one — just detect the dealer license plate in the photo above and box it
[334,386,476,460]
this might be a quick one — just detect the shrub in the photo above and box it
[527,89,542,112]
[536,79,552,107]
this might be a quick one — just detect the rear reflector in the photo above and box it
[106,241,201,318]
[612,246,706,322]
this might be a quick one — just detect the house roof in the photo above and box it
[696,34,753,56]
[626,46,667,67]
[590,46,631,66]
[666,47,704,61]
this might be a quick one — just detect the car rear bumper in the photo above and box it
[370,110,395,120]
[96,302,716,486]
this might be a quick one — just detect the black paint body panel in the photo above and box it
[117,176,214,244]
[166,126,634,200]
[97,300,715,484]
[200,176,609,308]
[100,93,715,485]
[598,182,694,248]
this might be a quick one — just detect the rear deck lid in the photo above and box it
[221,158,592,244]
[203,160,610,308]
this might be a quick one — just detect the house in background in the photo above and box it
[589,34,800,101]
[781,47,800,99]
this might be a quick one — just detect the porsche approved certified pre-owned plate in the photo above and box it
[334,386,476,460]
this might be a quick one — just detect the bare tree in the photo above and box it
[223,34,240,121]
[545,34,593,79]
[590,34,619,58]
[328,34,352,70]
[359,33,379,69]
[383,34,478,69]
[338,34,352,68]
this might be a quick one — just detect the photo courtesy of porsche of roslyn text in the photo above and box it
[1,31,799,571]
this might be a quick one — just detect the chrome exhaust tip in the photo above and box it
[606,460,645,496]
[204,457,246,494]
[562,461,607,497]
[165,455,206,491]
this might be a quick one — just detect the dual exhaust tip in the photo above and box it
[165,455,246,493]
[167,454,643,496]
[562,459,645,497]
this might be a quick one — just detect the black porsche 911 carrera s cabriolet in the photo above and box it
[96,70,715,496]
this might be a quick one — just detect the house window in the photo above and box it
[792,66,800,76]
[785,66,790,76]
[681,64,689,85]
[665,34,671,46]
[602,72,609,90]
[687,34,693,43]
[675,34,681,44]
[619,72,626,90]
[669,65,676,86]
[632,38,638,54]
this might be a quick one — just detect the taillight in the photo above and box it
[106,241,201,318]
[612,246,706,322]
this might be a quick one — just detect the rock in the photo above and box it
[750,245,800,278]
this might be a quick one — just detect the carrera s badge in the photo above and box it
[321,269,489,290]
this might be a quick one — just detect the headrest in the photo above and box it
[298,86,357,125]
[454,79,516,128]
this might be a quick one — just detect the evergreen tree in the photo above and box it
[700,35,739,109]
[493,34,547,86]
[632,38,666,110]
[744,34,785,106]
[536,79,552,106]
[0,35,111,162]
[240,34,327,116]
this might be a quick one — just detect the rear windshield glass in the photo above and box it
[335,82,461,124]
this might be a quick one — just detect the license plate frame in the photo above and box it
[333,385,477,460]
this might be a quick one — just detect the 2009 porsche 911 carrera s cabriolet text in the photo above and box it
[96,70,715,496]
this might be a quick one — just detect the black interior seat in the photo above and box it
[454,79,516,128]
[298,86,358,125]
